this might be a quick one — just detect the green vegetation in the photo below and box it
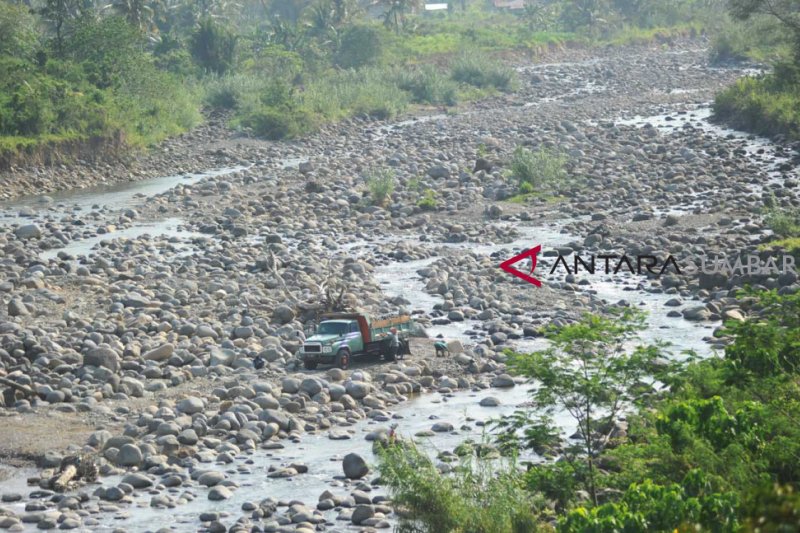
[714,63,800,139]
[377,441,542,533]
[379,289,800,531]
[758,205,800,259]
[509,145,568,192]
[506,309,670,505]
[764,206,800,239]
[0,6,198,166]
[1,0,746,162]
[451,52,515,91]
[417,188,438,210]
[713,0,800,139]
[366,168,396,206]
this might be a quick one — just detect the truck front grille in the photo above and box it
[304,344,321,353]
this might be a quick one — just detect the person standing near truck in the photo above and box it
[387,327,400,361]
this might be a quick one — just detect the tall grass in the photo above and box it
[451,52,516,92]
[764,207,800,238]
[304,68,409,120]
[203,73,266,110]
[713,64,800,140]
[366,168,395,206]
[394,65,458,105]
[510,145,568,191]
[377,441,543,533]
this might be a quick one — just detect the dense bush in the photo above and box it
[378,290,800,531]
[510,145,568,190]
[0,1,38,60]
[304,68,409,120]
[394,65,458,105]
[239,105,315,140]
[764,206,800,238]
[0,12,198,152]
[417,188,437,210]
[714,65,800,140]
[334,24,383,69]
[203,73,265,110]
[366,168,395,206]
[451,51,515,91]
[191,18,237,75]
[378,442,543,533]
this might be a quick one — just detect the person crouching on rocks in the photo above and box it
[434,340,450,357]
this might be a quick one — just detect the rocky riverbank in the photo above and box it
[0,38,798,532]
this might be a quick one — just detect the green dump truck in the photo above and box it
[298,313,413,370]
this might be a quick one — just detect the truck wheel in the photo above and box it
[303,360,318,370]
[335,349,350,370]
[385,347,395,362]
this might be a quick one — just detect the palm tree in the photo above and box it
[104,0,158,34]
[378,0,418,32]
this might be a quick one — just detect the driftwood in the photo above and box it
[0,376,36,397]
[52,464,77,492]
[267,251,350,324]
[47,455,98,492]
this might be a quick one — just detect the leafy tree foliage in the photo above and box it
[508,308,670,505]
[0,1,39,59]
[722,289,800,377]
[190,17,236,74]
[333,24,381,68]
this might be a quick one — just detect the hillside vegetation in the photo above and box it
[0,0,741,166]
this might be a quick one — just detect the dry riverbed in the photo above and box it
[0,37,798,532]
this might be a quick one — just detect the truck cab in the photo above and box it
[298,313,412,370]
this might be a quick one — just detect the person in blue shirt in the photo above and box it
[434,340,449,357]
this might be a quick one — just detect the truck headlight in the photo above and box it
[322,346,332,353]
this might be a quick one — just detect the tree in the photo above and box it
[729,0,800,59]
[378,0,420,32]
[104,0,159,35]
[0,0,39,59]
[333,24,381,68]
[723,289,800,379]
[559,0,610,33]
[507,308,670,505]
[190,17,236,74]
[39,0,83,55]
[65,16,146,88]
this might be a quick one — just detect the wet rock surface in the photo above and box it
[0,39,798,531]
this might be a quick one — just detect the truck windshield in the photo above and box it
[317,322,349,335]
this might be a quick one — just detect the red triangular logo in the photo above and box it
[499,245,542,287]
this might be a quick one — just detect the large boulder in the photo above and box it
[342,453,369,479]
[209,347,236,367]
[281,377,300,394]
[176,396,205,415]
[300,378,323,397]
[491,374,515,388]
[7,299,29,317]
[682,305,711,321]
[273,305,296,325]
[351,504,375,525]
[83,347,120,373]
[14,224,41,240]
[143,343,174,362]
[345,381,371,400]
[116,444,143,467]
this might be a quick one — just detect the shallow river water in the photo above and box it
[1,94,791,531]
